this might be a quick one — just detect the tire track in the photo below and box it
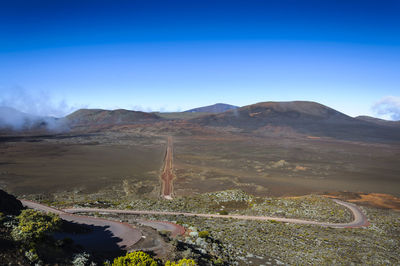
[161,136,174,199]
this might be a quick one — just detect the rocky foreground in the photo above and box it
[68,190,400,265]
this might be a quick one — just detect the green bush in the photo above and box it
[111,251,158,266]
[218,210,229,215]
[198,231,210,239]
[164,258,196,266]
[212,258,224,265]
[11,209,61,243]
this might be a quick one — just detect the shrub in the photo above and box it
[72,252,91,266]
[111,251,158,266]
[165,259,196,266]
[212,258,224,265]
[24,248,39,263]
[198,231,210,239]
[11,209,61,243]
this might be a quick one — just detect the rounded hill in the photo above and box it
[66,109,161,127]
[189,101,400,141]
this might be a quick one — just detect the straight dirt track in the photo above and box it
[161,136,174,199]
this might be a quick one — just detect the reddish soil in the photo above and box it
[325,192,400,211]
[161,136,174,199]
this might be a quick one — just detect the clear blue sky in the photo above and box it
[0,0,399,118]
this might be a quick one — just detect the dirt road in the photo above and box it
[64,199,369,228]
[20,199,142,251]
[138,220,185,237]
[161,136,174,199]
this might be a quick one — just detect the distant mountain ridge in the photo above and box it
[184,103,238,113]
[189,101,400,141]
[3,103,400,142]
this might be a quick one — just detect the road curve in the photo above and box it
[64,199,369,228]
[138,220,185,237]
[20,199,142,250]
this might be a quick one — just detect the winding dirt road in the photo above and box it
[64,199,369,228]
[161,136,174,199]
[19,197,368,253]
[20,199,142,250]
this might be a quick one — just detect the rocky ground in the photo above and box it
[73,190,399,265]
[88,190,353,224]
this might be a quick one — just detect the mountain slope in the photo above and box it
[66,109,161,127]
[189,101,400,141]
[184,103,238,113]
[356,116,400,127]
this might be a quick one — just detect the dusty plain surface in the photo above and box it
[173,134,400,197]
[1,131,400,201]
[0,133,165,199]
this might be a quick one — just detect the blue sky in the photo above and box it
[0,0,399,119]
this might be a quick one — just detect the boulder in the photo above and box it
[0,189,23,215]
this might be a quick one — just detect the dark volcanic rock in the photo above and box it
[0,189,23,215]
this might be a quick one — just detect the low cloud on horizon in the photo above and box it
[372,96,400,121]
[0,86,79,118]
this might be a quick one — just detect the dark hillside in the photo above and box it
[66,109,161,127]
[190,101,400,141]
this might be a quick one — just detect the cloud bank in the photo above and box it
[372,96,400,121]
[0,87,76,117]
[0,87,76,131]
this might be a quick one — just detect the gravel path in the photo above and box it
[64,199,369,228]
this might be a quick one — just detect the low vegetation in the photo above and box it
[131,206,399,265]
[110,251,158,266]
[11,209,61,243]
[86,189,399,265]
[1,207,79,264]
[109,251,197,266]
[93,190,352,223]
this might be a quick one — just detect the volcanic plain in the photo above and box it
[1,101,400,264]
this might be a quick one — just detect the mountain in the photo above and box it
[184,103,238,113]
[189,101,400,141]
[0,106,67,132]
[66,109,161,127]
[356,116,400,127]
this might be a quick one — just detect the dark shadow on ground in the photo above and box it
[53,220,125,258]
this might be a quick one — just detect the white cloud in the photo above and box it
[372,96,400,121]
[0,86,78,117]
